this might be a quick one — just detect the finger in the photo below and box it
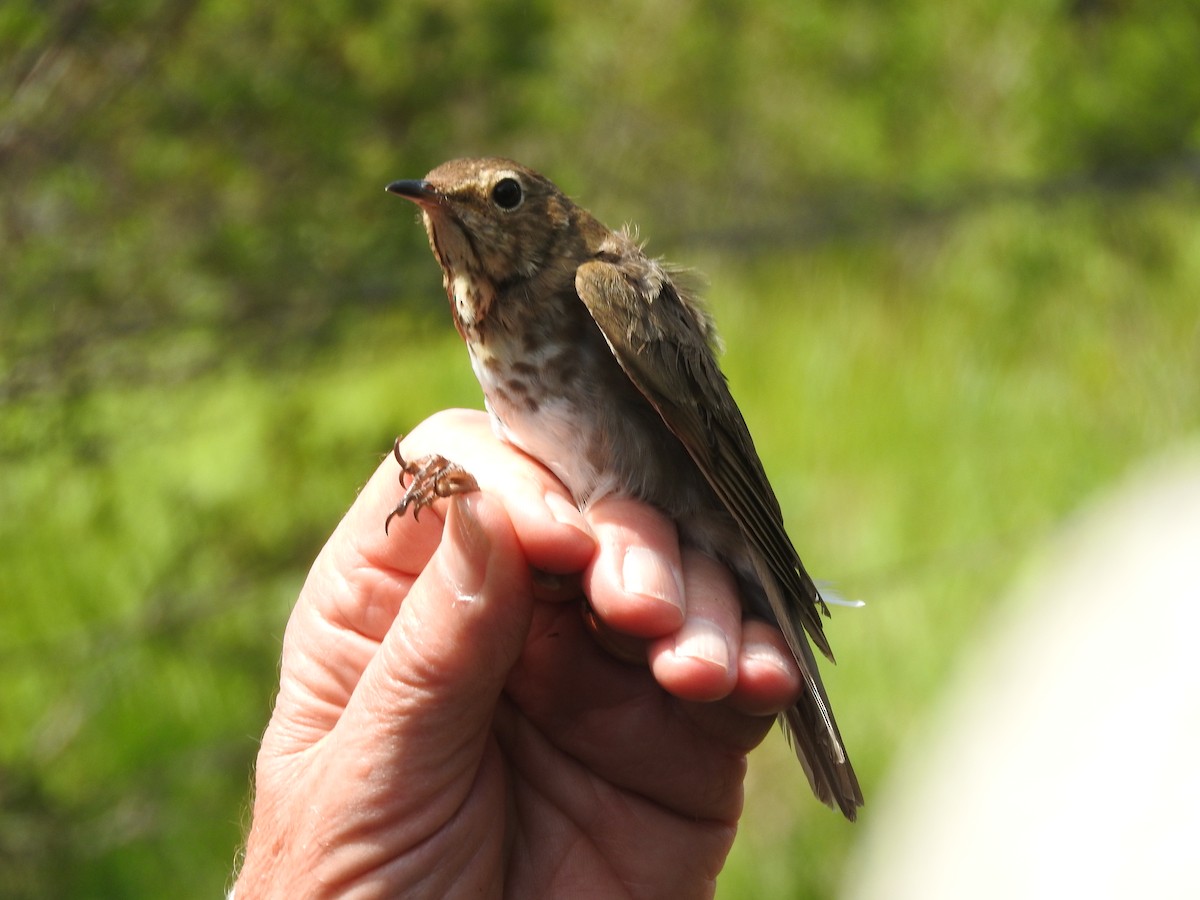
[263,456,448,749]
[648,549,740,702]
[580,599,649,665]
[727,619,805,717]
[267,407,596,751]
[336,494,533,809]
[582,496,686,637]
[395,409,595,576]
[674,621,803,754]
[529,567,584,604]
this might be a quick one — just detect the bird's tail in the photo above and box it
[782,677,863,821]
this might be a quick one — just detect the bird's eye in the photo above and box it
[491,177,523,210]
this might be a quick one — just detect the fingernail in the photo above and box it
[531,567,568,591]
[621,545,684,613]
[446,495,489,601]
[530,567,580,600]
[544,491,593,538]
[743,641,796,678]
[674,617,731,669]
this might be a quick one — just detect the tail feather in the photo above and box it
[697,525,863,818]
[752,554,864,819]
[783,687,863,821]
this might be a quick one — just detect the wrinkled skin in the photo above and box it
[234,410,804,899]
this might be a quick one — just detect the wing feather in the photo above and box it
[575,251,863,817]
[574,253,833,657]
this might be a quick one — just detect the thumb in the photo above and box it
[338,492,534,783]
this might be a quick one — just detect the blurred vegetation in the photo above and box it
[2,0,1198,897]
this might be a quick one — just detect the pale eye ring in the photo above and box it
[491,177,523,210]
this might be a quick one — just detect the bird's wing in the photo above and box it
[576,248,864,819]
[574,252,833,659]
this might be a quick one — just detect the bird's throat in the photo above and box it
[446,270,493,339]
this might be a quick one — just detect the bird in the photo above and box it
[385,157,862,819]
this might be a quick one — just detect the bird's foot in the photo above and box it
[385,437,480,533]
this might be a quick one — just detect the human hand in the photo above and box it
[233,409,803,899]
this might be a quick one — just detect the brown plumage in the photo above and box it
[387,158,862,819]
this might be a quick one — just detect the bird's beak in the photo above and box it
[386,179,441,207]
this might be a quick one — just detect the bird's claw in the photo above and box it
[385,437,480,533]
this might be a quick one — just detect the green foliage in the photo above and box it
[2,0,1198,896]
[1035,0,1200,173]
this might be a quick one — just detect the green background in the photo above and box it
[2,1,1198,896]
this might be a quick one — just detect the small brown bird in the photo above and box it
[386,158,862,819]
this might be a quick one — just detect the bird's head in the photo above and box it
[390,159,594,317]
